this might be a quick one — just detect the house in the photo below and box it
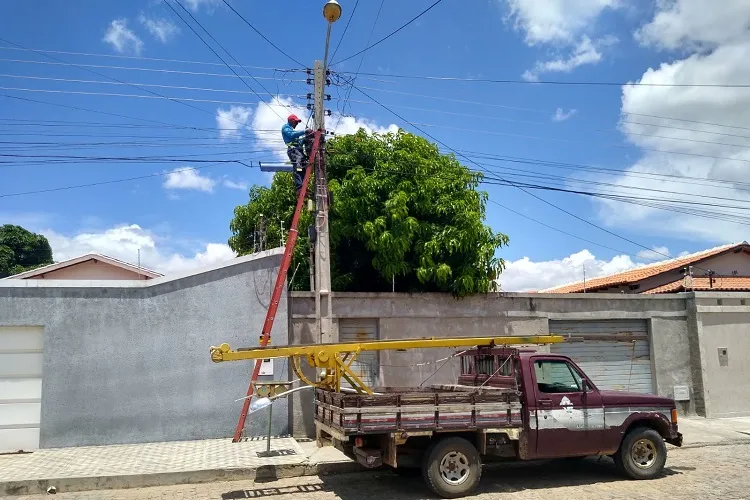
[2,253,162,281]
[541,241,750,294]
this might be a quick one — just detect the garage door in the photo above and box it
[549,320,653,394]
[0,326,44,452]
[339,319,378,390]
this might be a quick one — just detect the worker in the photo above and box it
[282,114,311,198]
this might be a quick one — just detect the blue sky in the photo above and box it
[1,0,748,290]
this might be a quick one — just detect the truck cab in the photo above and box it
[315,346,683,498]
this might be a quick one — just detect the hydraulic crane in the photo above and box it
[210,335,564,396]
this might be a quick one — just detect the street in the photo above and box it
[16,443,750,500]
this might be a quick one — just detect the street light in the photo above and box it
[322,0,342,67]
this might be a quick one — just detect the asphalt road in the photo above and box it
[18,443,750,499]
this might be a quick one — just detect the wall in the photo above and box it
[25,260,151,280]
[692,293,750,418]
[289,291,692,438]
[0,249,288,448]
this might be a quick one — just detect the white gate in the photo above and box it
[0,326,44,452]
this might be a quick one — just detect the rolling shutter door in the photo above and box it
[338,319,378,390]
[0,326,44,452]
[549,320,653,394]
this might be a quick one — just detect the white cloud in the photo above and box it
[44,224,236,274]
[163,168,216,192]
[139,14,179,43]
[497,249,638,292]
[523,35,616,80]
[503,0,619,45]
[553,107,577,122]
[102,19,143,55]
[223,179,249,190]
[216,105,252,139]
[635,0,750,51]
[636,246,670,261]
[224,96,399,164]
[181,0,222,12]
[594,4,750,243]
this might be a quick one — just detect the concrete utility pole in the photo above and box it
[313,0,341,344]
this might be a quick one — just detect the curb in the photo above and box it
[0,460,365,497]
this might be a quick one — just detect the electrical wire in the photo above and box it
[166,0,287,122]
[0,45,303,72]
[332,0,446,66]
[348,83,699,264]
[220,0,304,67]
[339,70,750,88]
[328,0,359,65]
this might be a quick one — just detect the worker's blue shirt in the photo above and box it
[282,123,306,145]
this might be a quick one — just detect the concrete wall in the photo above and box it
[0,249,288,448]
[289,291,693,437]
[692,293,750,418]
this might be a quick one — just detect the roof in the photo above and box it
[644,276,750,294]
[541,241,750,293]
[2,252,163,280]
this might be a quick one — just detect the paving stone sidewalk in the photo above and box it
[0,437,355,496]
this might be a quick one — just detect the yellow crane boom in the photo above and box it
[210,335,563,395]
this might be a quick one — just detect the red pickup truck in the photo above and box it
[315,347,683,498]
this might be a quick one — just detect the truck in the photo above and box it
[314,346,683,498]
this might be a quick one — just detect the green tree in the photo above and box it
[229,129,509,296]
[0,224,54,278]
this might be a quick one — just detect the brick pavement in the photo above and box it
[0,437,305,483]
[12,442,750,500]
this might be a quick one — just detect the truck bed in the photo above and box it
[315,385,523,435]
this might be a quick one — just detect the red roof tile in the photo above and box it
[644,276,750,294]
[541,242,750,293]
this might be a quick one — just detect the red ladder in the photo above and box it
[232,130,322,442]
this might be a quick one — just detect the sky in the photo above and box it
[1,0,749,291]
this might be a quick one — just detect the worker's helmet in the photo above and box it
[288,114,301,124]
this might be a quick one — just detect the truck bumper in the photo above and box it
[666,430,683,447]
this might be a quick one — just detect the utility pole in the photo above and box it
[312,0,341,345]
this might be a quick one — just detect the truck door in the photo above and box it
[529,357,604,458]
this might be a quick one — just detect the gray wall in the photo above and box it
[0,250,288,448]
[289,291,694,437]
[692,293,750,418]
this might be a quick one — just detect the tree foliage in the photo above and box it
[0,224,54,278]
[229,129,509,296]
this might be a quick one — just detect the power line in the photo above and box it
[332,0,386,133]
[166,0,290,122]
[349,83,685,263]
[0,38,252,130]
[333,0,446,65]
[0,58,305,83]
[339,70,750,88]
[219,0,304,67]
[0,45,303,71]
[328,0,360,65]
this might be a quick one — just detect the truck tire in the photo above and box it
[422,437,482,499]
[614,427,667,480]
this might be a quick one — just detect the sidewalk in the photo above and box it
[3,416,750,497]
[0,436,358,497]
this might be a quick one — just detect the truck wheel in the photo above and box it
[422,437,482,499]
[614,427,667,480]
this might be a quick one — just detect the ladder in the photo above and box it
[230,130,322,442]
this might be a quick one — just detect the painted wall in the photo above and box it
[24,260,152,280]
[0,250,287,448]
[693,293,750,418]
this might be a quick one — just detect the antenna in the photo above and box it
[137,248,141,279]
[583,264,586,293]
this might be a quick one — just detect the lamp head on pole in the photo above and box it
[323,0,342,23]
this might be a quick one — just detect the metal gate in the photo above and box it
[549,320,654,394]
[338,319,379,389]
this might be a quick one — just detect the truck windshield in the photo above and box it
[534,360,583,394]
